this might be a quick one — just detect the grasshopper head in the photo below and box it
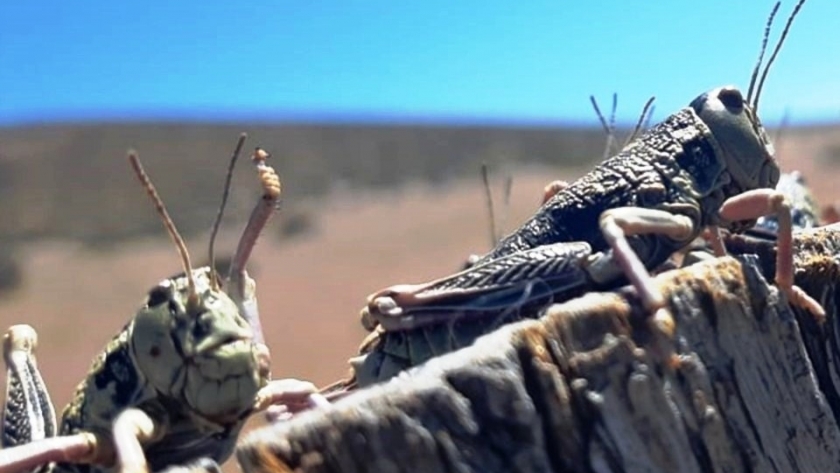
[131,267,268,425]
[689,86,781,196]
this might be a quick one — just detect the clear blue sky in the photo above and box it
[1,1,838,127]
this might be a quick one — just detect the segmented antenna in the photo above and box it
[642,103,656,132]
[624,96,657,146]
[589,94,618,160]
[208,133,248,290]
[753,0,807,114]
[128,152,198,306]
[480,162,499,247]
[606,93,618,158]
[589,95,611,136]
[746,1,781,105]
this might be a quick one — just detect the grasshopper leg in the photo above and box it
[541,180,569,205]
[227,148,280,349]
[0,433,99,473]
[113,408,160,473]
[253,379,330,423]
[720,188,826,322]
[3,325,57,448]
[0,327,102,473]
[598,207,696,337]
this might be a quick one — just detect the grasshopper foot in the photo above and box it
[720,188,827,324]
[780,284,826,325]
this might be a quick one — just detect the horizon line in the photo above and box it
[3,106,838,130]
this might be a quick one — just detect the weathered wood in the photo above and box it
[236,226,840,473]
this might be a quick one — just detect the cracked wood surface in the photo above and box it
[236,225,840,473]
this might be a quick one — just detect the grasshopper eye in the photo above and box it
[716,87,744,113]
[147,287,171,307]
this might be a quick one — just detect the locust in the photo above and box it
[320,0,823,393]
[0,138,325,473]
[366,0,822,333]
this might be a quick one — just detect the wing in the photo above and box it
[367,242,594,332]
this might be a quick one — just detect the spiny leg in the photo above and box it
[0,325,102,473]
[224,152,329,416]
[0,433,99,473]
[598,207,696,336]
[719,188,826,322]
[226,148,280,349]
[2,325,56,448]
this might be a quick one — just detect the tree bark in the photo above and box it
[236,226,840,473]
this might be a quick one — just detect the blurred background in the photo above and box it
[1,0,840,467]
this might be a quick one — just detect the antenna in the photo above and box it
[746,1,781,105]
[128,151,198,307]
[589,95,611,135]
[606,93,618,158]
[589,94,619,160]
[208,133,247,290]
[624,96,657,146]
[752,0,808,115]
[642,103,656,132]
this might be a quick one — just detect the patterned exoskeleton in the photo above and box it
[0,140,325,473]
[323,0,823,392]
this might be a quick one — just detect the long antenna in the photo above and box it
[590,94,618,160]
[753,0,807,115]
[128,151,198,307]
[480,162,499,247]
[605,92,618,158]
[746,1,781,105]
[642,103,656,132]
[589,95,611,135]
[208,133,247,290]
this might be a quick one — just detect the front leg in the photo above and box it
[3,325,56,447]
[719,188,826,322]
[113,408,162,473]
[0,324,100,473]
[253,380,331,423]
[598,207,696,337]
[0,326,99,473]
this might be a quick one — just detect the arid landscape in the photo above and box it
[2,120,840,470]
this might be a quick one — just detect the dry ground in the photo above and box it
[0,127,838,471]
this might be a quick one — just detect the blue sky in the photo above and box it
[1,1,838,127]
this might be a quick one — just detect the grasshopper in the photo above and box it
[318,0,825,393]
[366,0,823,339]
[0,139,325,473]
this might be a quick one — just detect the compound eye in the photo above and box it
[147,286,171,307]
[717,87,745,114]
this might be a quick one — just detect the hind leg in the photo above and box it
[597,207,696,337]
